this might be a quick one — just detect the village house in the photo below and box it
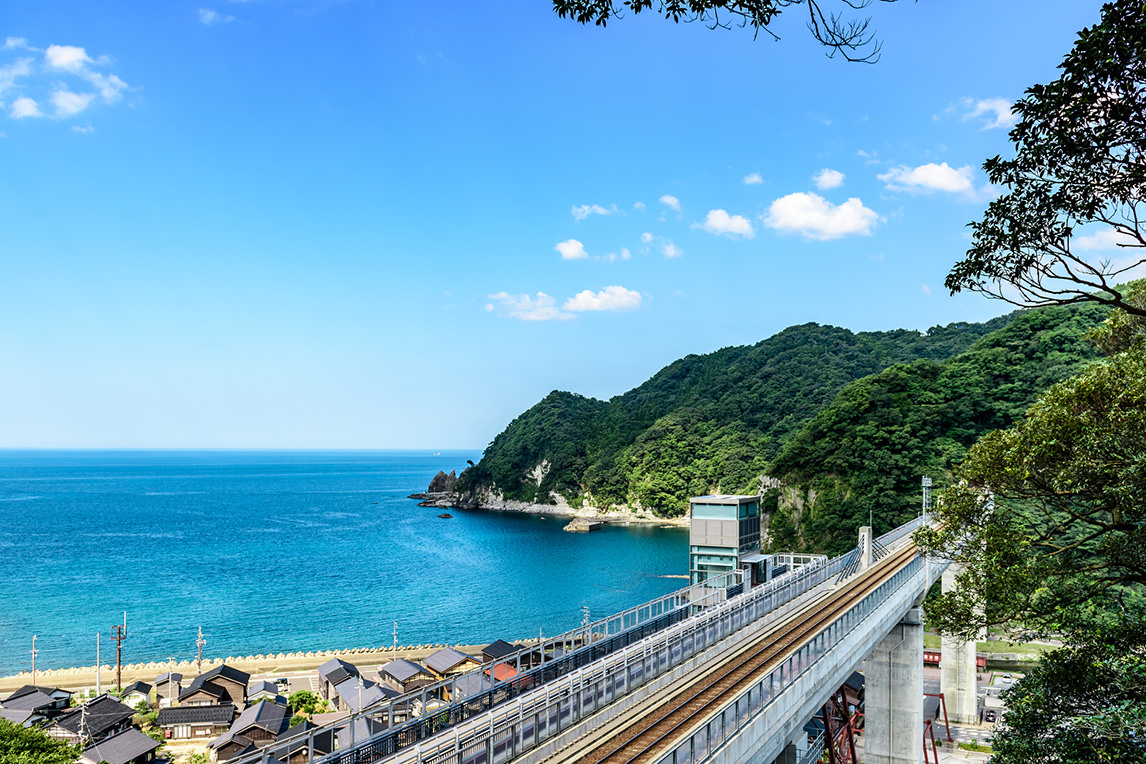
[246,680,285,706]
[316,658,358,707]
[209,700,290,761]
[331,676,397,714]
[43,694,134,745]
[153,672,182,708]
[273,721,335,764]
[121,681,152,708]
[423,648,481,681]
[78,728,162,764]
[157,703,236,741]
[378,659,435,695]
[0,685,73,727]
[180,665,250,708]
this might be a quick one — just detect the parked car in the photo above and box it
[984,710,997,723]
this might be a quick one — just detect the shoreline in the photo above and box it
[410,492,690,528]
[0,642,496,695]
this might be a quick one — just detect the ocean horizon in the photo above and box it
[0,449,688,676]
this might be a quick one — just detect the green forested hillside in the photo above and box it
[766,303,1108,555]
[457,314,1022,514]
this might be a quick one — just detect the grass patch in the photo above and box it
[959,741,994,753]
[921,633,1056,657]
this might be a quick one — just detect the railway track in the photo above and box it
[563,544,917,764]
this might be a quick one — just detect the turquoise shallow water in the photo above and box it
[0,450,688,675]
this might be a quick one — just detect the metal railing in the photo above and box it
[657,555,926,764]
[240,519,929,764]
[323,541,877,764]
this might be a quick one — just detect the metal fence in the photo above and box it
[241,519,926,764]
[654,556,925,764]
[324,545,872,764]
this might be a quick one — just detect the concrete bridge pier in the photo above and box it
[769,734,808,764]
[940,565,982,723]
[865,606,923,764]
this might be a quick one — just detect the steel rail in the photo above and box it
[574,545,918,764]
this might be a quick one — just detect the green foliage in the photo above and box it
[289,714,306,728]
[769,303,1107,556]
[946,0,1146,319]
[287,690,320,714]
[918,334,1146,638]
[461,317,1015,516]
[0,719,80,764]
[133,699,151,715]
[988,617,1146,764]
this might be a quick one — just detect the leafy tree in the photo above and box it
[946,0,1146,319]
[988,617,1146,764]
[916,302,1146,639]
[287,690,319,714]
[0,720,80,764]
[552,0,899,62]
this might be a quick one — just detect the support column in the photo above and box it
[770,733,807,764]
[859,526,873,570]
[940,565,982,723]
[866,607,923,764]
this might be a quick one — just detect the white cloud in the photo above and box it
[743,172,763,185]
[812,168,845,190]
[763,192,879,240]
[620,247,631,260]
[486,292,574,321]
[878,162,976,196]
[661,239,683,258]
[659,194,681,212]
[4,38,34,51]
[555,239,588,260]
[0,58,32,97]
[1074,228,1140,251]
[199,8,235,25]
[694,209,755,239]
[52,89,95,117]
[922,284,932,295]
[640,232,653,244]
[571,203,615,222]
[965,98,1017,130]
[564,285,642,313]
[633,202,645,212]
[44,45,92,72]
[72,124,94,134]
[10,97,42,118]
[84,71,127,103]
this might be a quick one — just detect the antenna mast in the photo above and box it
[196,627,206,673]
[31,635,37,685]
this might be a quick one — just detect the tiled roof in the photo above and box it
[122,681,151,697]
[0,689,58,712]
[423,648,476,675]
[54,695,134,737]
[317,658,359,686]
[481,640,519,660]
[231,700,289,737]
[158,703,235,726]
[179,682,224,701]
[0,708,37,725]
[332,677,393,712]
[81,728,160,764]
[380,659,429,684]
[196,664,251,687]
[154,672,183,686]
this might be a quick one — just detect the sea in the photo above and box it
[0,450,688,676]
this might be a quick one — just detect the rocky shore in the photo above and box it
[408,471,688,528]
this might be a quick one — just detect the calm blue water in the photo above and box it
[0,450,688,675]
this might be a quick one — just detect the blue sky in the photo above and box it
[1,0,1111,449]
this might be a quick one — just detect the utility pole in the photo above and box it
[96,633,101,695]
[111,620,127,692]
[196,627,206,674]
[392,622,398,656]
[31,635,37,685]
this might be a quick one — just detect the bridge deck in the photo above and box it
[544,544,917,764]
